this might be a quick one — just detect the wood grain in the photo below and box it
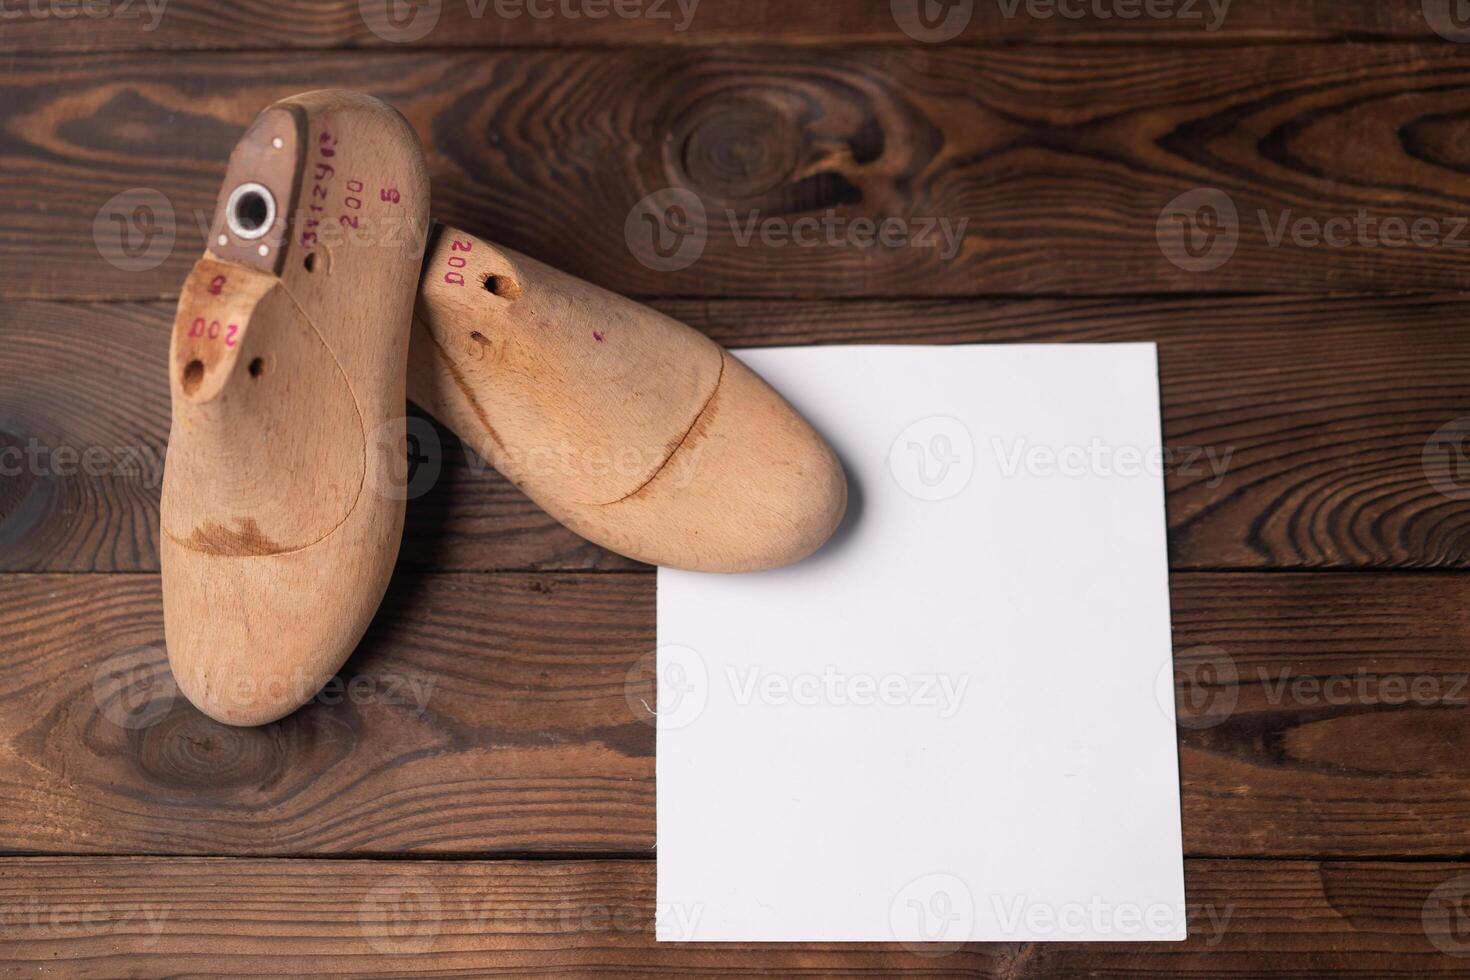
[5,16,1465,976]
[159,90,434,726]
[0,300,630,573]
[4,857,1470,977]
[411,229,849,573]
[1172,572,1470,858]
[5,294,1467,573]
[4,570,1470,858]
[0,572,654,856]
[21,44,1470,300]
[0,0,1448,54]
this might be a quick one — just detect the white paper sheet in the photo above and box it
[655,344,1185,944]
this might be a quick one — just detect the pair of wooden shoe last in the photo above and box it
[161,91,847,726]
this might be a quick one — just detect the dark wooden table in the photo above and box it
[4,1,1470,975]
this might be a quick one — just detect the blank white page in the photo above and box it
[656,344,1184,944]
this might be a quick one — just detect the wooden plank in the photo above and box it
[4,571,1470,858]
[4,295,1467,573]
[1171,572,1470,858]
[0,572,654,856]
[669,292,1470,571]
[19,44,1470,300]
[0,300,633,573]
[3,857,1470,976]
[0,0,1446,54]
